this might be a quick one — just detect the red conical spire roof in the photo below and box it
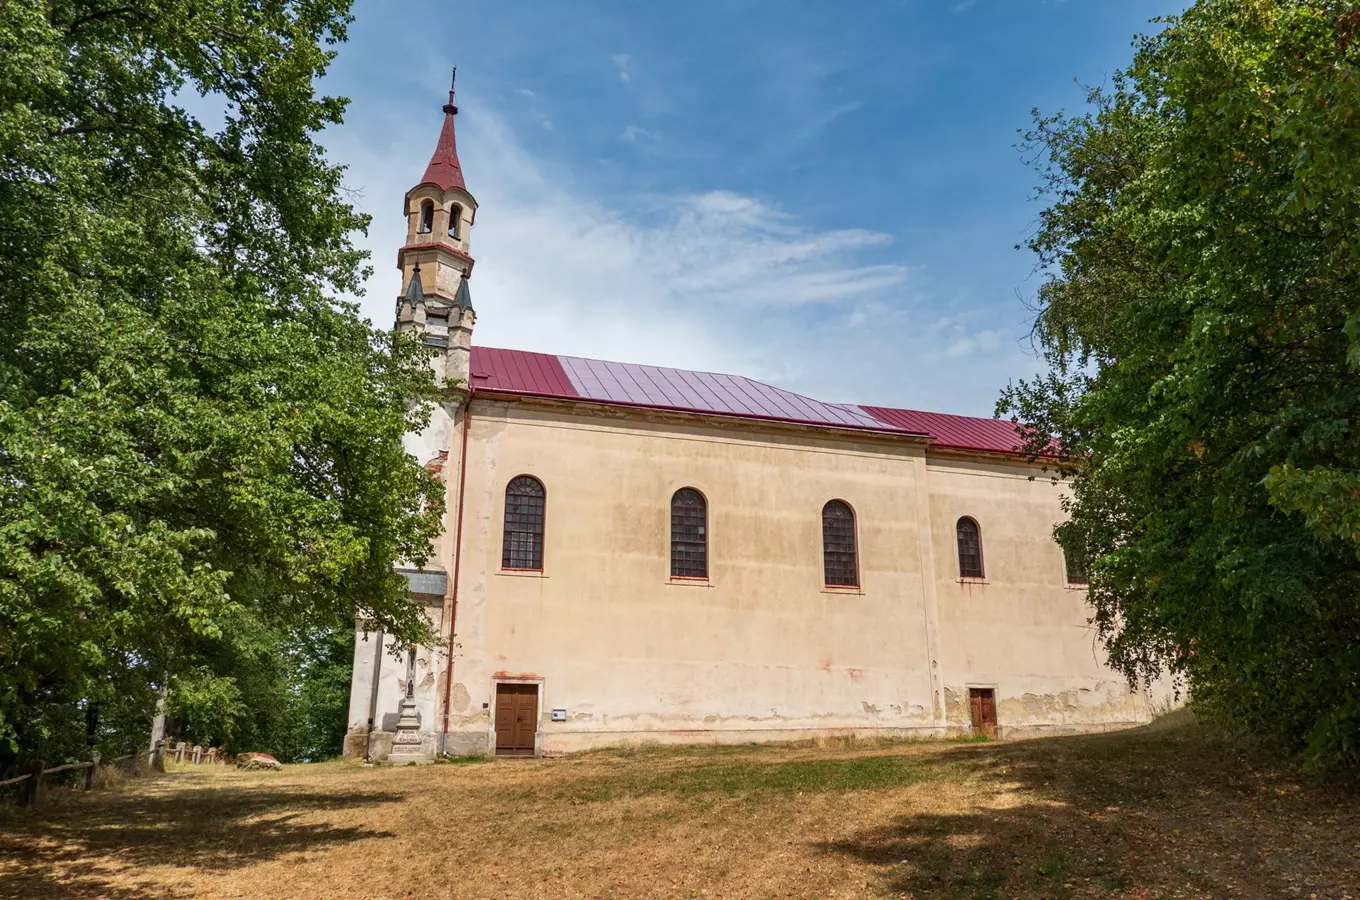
[420,68,466,192]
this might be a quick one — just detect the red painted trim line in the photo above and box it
[397,241,476,271]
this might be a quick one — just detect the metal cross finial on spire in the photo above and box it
[444,66,458,115]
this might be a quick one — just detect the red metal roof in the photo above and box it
[419,98,466,193]
[858,406,1024,455]
[556,355,895,432]
[468,346,1029,455]
[470,347,577,398]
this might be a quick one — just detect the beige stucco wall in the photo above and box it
[438,399,940,754]
[923,455,1161,738]
[408,397,1166,756]
[348,393,1171,760]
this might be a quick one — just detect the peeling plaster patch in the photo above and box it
[861,701,881,715]
[997,683,1147,727]
[450,682,471,713]
[847,668,864,683]
[943,687,965,722]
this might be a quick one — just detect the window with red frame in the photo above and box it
[502,476,545,570]
[822,500,859,588]
[670,488,707,579]
[956,517,984,579]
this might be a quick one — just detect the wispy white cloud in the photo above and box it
[611,53,632,84]
[791,101,863,146]
[328,90,1027,413]
[619,124,659,143]
[949,0,977,13]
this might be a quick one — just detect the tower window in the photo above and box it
[449,204,463,240]
[502,476,545,570]
[956,517,984,579]
[670,488,708,579]
[822,500,859,588]
[418,200,434,234]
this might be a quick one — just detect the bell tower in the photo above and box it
[396,68,477,388]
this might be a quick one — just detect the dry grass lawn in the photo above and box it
[1,715,1357,899]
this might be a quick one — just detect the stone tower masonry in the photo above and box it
[395,68,478,388]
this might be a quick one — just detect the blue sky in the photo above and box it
[320,0,1184,416]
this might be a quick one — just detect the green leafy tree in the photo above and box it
[0,1,443,774]
[1004,0,1360,765]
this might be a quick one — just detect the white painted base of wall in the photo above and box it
[433,713,1159,758]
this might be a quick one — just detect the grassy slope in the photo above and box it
[0,716,1355,899]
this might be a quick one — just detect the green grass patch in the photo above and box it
[436,754,494,766]
[557,752,947,802]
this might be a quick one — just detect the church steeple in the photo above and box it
[419,69,467,193]
[396,68,479,389]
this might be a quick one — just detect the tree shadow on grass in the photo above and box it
[0,778,401,900]
[817,722,1360,899]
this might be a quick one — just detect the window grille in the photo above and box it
[670,488,708,579]
[956,517,984,579]
[502,476,545,570]
[822,500,859,587]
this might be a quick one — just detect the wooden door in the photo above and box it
[494,683,538,757]
[969,688,997,738]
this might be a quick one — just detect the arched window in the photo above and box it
[956,517,984,579]
[418,200,434,234]
[821,500,859,588]
[448,204,463,239]
[502,476,545,570]
[670,488,707,579]
[1063,544,1089,586]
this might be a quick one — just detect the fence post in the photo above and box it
[24,760,43,809]
[176,741,186,763]
[192,745,201,765]
[129,745,141,776]
[84,751,100,791]
[151,740,165,773]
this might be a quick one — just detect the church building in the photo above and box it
[344,76,1170,761]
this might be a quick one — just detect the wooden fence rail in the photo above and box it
[2,739,231,809]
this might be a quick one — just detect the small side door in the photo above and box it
[494,683,538,757]
[969,688,997,738]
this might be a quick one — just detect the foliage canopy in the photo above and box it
[0,1,443,772]
[1004,0,1360,765]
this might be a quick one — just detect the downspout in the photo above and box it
[440,390,474,751]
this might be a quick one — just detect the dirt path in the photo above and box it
[1,720,1355,899]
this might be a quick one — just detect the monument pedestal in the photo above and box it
[387,697,431,764]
